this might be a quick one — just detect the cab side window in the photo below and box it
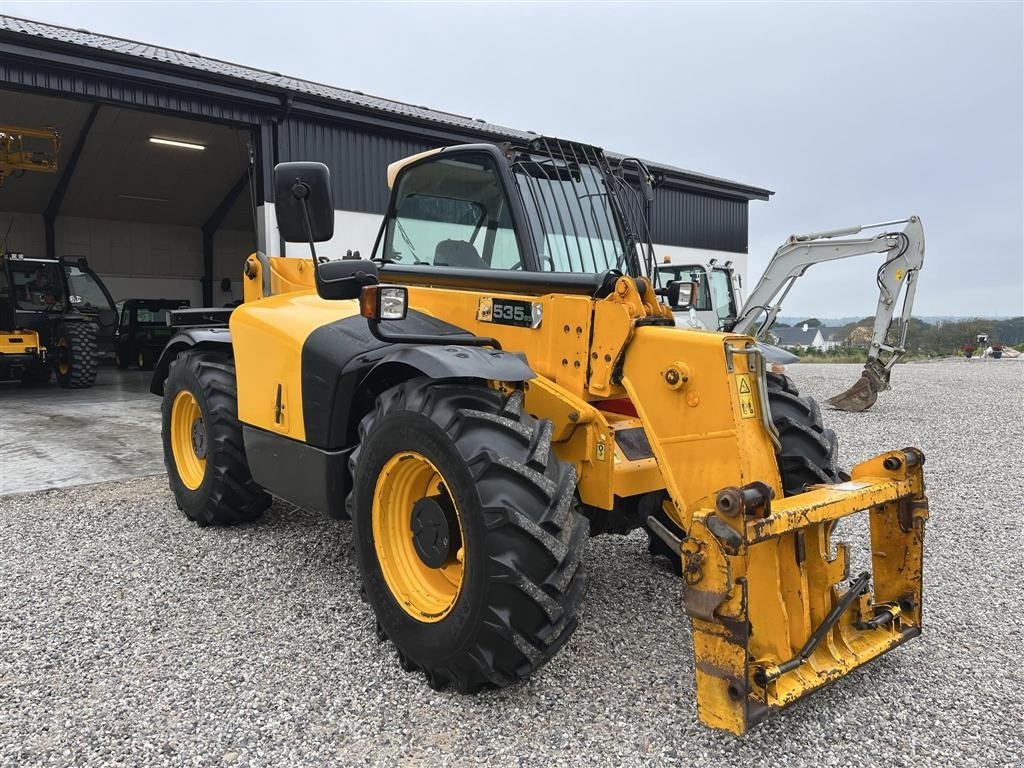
[709,269,736,324]
[659,264,712,310]
[380,153,523,270]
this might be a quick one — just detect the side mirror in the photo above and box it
[667,280,699,310]
[274,162,335,244]
[315,259,379,301]
[638,170,655,204]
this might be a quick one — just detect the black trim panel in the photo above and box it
[243,425,353,518]
[301,311,534,449]
[380,263,618,297]
[614,427,654,462]
[149,327,232,395]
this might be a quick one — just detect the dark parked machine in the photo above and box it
[0,252,113,387]
[63,257,118,356]
[115,298,189,371]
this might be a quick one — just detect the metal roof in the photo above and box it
[772,326,823,346]
[0,15,772,201]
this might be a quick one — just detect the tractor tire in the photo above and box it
[349,378,588,693]
[645,372,843,572]
[54,321,99,389]
[21,361,51,387]
[765,372,844,496]
[161,348,271,526]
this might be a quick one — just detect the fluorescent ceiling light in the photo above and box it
[149,137,205,150]
[116,193,168,203]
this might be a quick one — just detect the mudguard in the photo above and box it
[301,311,534,449]
[149,327,232,395]
[364,344,534,384]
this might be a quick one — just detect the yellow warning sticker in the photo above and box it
[895,268,905,281]
[736,374,756,419]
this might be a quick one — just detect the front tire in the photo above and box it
[54,321,99,389]
[161,348,270,525]
[766,372,843,495]
[349,378,588,693]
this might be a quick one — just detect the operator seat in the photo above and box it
[434,239,487,269]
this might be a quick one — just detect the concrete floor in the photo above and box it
[0,367,163,495]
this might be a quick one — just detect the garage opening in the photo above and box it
[0,89,257,357]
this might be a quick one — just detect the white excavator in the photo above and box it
[658,216,925,412]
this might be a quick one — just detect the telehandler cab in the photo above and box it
[152,138,929,734]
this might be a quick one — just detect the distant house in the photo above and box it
[771,323,848,351]
[772,324,825,350]
[818,326,846,351]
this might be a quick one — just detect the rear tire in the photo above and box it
[161,348,271,526]
[54,321,99,389]
[349,378,588,693]
[646,372,843,571]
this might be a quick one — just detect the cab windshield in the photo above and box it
[509,146,629,273]
[136,307,172,326]
[5,259,65,312]
[64,265,112,313]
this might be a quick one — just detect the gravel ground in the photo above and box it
[1,361,1022,767]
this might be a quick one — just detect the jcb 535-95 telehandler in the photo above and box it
[152,138,928,734]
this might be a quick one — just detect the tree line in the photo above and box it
[830,316,1024,355]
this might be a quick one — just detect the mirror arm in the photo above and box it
[297,195,319,264]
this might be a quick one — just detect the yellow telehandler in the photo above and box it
[151,138,928,734]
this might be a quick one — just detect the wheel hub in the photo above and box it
[411,496,456,568]
[190,418,207,459]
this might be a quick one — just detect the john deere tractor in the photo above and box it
[152,139,929,734]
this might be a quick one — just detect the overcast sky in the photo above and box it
[3,0,1022,317]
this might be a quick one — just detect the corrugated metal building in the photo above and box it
[0,16,771,305]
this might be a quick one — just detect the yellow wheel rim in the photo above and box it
[56,336,70,375]
[170,390,207,491]
[373,452,464,622]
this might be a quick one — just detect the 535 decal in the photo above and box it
[477,297,542,329]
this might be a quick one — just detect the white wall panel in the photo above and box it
[0,212,44,255]
[56,216,203,277]
[281,209,382,260]
[213,228,255,305]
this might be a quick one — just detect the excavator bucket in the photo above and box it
[826,373,879,411]
[826,364,888,412]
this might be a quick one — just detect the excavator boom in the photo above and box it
[730,216,925,411]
